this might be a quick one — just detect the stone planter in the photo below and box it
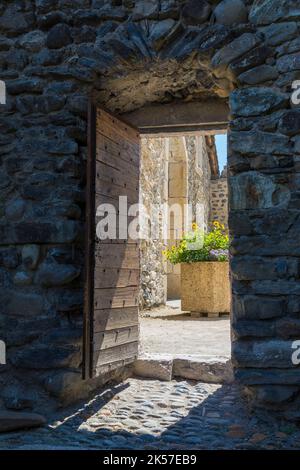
[181,262,231,316]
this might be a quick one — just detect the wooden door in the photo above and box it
[83,104,140,379]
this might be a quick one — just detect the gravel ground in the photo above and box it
[140,305,231,358]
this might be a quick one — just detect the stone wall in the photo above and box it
[140,135,212,307]
[0,0,300,413]
[186,135,212,230]
[210,174,228,227]
[139,137,168,309]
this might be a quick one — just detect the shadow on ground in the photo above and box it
[0,379,298,450]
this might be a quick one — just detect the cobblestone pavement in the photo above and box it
[0,379,300,450]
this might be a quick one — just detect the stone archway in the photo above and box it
[0,0,299,415]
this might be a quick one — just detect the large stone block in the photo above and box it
[22,245,40,270]
[229,172,290,210]
[0,290,45,317]
[251,280,300,296]
[277,318,300,339]
[233,294,286,320]
[250,0,300,25]
[0,4,34,35]
[2,317,59,347]
[133,355,173,381]
[279,110,300,136]
[11,345,81,369]
[211,33,260,70]
[132,0,159,20]
[232,339,298,368]
[0,247,19,269]
[149,19,182,51]
[19,31,46,52]
[0,411,46,433]
[277,52,300,73]
[46,24,73,49]
[181,0,211,25]
[230,88,288,117]
[36,261,80,287]
[43,370,83,401]
[251,385,299,405]
[173,356,233,384]
[7,78,44,96]
[16,94,65,115]
[0,221,80,245]
[236,368,300,385]
[231,256,299,281]
[213,0,248,26]
[232,319,276,338]
[261,22,298,46]
[2,384,37,410]
[238,65,278,85]
[229,130,291,155]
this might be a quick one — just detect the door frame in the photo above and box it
[83,100,97,379]
[83,97,230,380]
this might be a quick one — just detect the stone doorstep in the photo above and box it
[0,411,46,434]
[133,354,233,384]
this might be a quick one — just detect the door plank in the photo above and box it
[94,287,138,309]
[83,105,140,379]
[96,160,139,192]
[94,307,138,332]
[94,267,140,289]
[93,342,139,369]
[93,326,139,350]
[95,243,140,270]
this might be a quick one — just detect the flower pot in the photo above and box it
[181,261,231,316]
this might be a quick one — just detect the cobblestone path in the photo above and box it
[0,379,300,450]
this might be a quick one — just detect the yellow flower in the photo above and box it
[213,221,220,228]
[192,222,198,231]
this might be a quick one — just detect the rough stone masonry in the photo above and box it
[0,0,300,418]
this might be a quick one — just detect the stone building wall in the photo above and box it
[139,137,168,309]
[140,135,213,308]
[210,176,228,227]
[186,135,212,230]
[0,0,299,414]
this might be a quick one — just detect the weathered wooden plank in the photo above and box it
[94,267,139,289]
[97,120,139,148]
[97,109,140,143]
[94,287,138,309]
[121,99,229,131]
[96,148,140,176]
[96,161,139,192]
[93,341,138,368]
[97,108,140,140]
[94,307,138,332]
[95,243,139,269]
[94,356,136,376]
[94,215,140,244]
[95,180,138,202]
[95,192,138,210]
[93,326,139,350]
[96,137,140,164]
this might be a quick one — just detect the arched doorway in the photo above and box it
[1,0,298,413]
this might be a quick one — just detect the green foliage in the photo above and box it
[163,221,229,265]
